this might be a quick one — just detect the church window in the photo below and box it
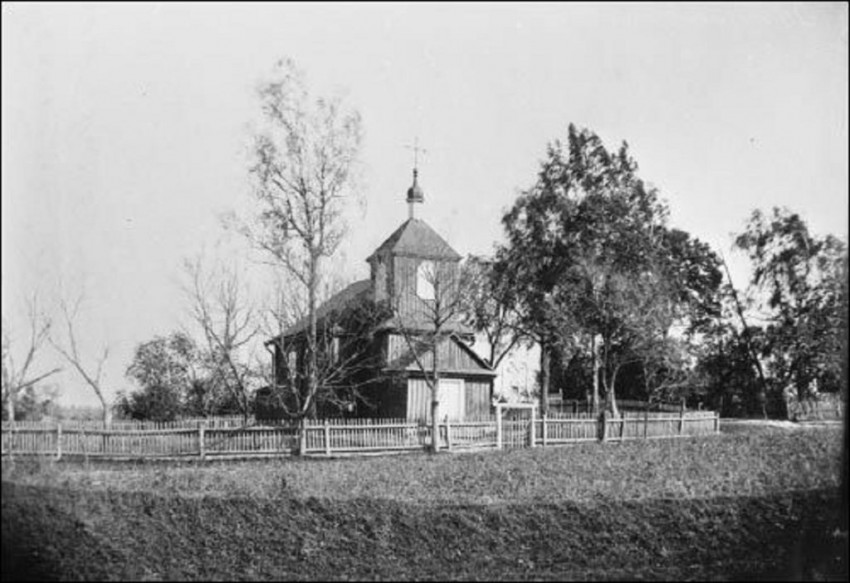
[417,260,435,300]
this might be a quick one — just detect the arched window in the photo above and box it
[417,260,435,300]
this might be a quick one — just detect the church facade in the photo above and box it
[265,169,496,421]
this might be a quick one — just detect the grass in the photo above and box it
[2,424,846,580]
[5,427,841,504]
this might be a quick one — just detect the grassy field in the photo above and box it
[2,424,846,580]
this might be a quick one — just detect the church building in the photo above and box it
[265,168,496,421]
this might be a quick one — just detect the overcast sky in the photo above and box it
[2,2,847,408]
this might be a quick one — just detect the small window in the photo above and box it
[417,260,435,300]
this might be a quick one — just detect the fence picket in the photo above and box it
[2,411,720,459]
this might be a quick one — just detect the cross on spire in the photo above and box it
[404,137,428,171]
[404,138,426,219]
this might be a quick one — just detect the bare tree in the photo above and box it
[49,293,112,427]
[1,295,61,424]
[392,259,469,453]
[183,256,259,423]
[258,276,390,421]
[236,57,363,419]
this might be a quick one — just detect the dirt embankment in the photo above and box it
[2,482,844,581]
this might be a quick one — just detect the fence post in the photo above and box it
[679,400,686,435]
[56,424,62,461]
[529,407,536,448]
[644,406,649,440]
[445,416,452,452]
[299,419,307,456]
[496,404,503,450]
[199,422,206,460]
[324,420,331,456]
[714,412,720,434]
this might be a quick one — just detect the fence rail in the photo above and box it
[2,410,719,460]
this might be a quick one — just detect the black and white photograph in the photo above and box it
[2,2,847,580]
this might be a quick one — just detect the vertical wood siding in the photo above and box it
[465,379,492,419]
[391,257,459,323]
[407,378,431,422]
[406,377,491,421]
[387,334,490,373]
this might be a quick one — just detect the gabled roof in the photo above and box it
[375,312,474,336]
[274,279,372,340]
[366,218,461,262]
[385,333,496,376]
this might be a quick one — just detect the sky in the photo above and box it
[2,2,848,408]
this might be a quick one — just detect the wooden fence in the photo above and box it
[2,410,719,460]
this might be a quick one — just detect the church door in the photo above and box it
[437,379,465,421]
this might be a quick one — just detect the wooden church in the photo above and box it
[265,168,496,421]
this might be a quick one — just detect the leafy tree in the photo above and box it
[735,207,847,401]
[497,124,721,416]
[237,57,363,419]
[123,332,201,421]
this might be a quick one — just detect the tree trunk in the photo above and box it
[430,335,441,454]
[539,341,550,416]
[307,256,319,419]
[591,334,600,416]
[5,394,15,425]
[608,366,620,418]
[101,400,112,429]
[720,257,768,418]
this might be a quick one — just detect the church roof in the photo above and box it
[275,279,372,339]
[384,333,495,376]
[366,218,462,262]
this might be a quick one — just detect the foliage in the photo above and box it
[120,331,242,421]
[735,207,847,400]
[496,124,722,414]
[1,384,58,422]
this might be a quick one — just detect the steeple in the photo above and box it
[404,137,427,219]
[406,168,424,219]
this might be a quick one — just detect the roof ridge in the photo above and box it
[367,217,461,262]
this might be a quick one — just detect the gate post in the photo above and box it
[56,423,62,461]
[198,422,206,460]
[445,416,452,451]
[529,407,536,448]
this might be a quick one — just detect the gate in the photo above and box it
[496,403,537,449]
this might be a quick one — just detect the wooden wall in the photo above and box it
[465,378,492,419]
[391,256,459,322]
[386,333,488,373]
[406,376,493,421]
